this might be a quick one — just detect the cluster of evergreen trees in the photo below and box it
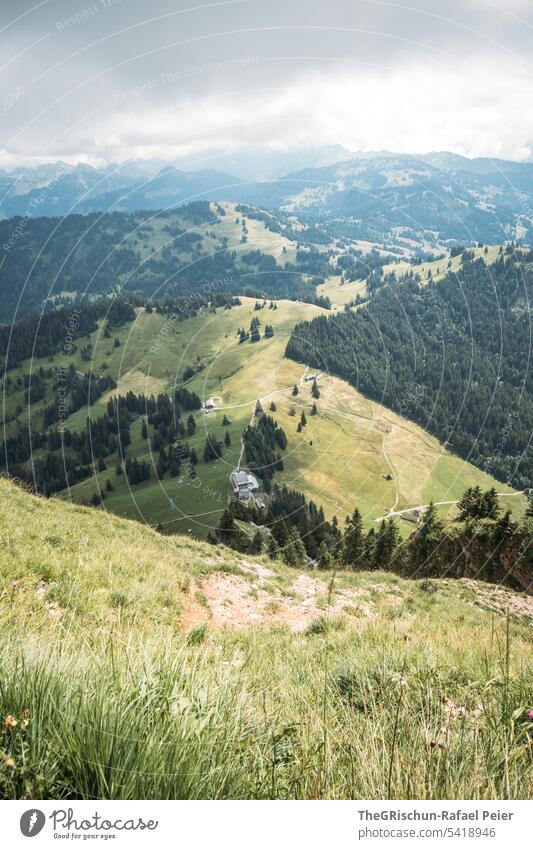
[237,316,275,344]
[213,483,340,564]
[1,380,204,496]
[242,407,287,488]
[0,298,135,368]
[213,485,533,595]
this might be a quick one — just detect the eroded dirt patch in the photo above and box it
[182,570,377,631]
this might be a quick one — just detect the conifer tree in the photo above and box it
[342,507,365,567]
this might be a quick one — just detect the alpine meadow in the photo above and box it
[0,0,532,824]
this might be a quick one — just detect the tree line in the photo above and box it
[212,484,533,595]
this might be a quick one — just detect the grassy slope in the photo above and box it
[122,201,298,269]
[319,245,504,311]
[0,477,532,800]
[6,295,523,537]
[67,298,520,533]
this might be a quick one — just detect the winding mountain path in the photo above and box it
[373,491,525,523]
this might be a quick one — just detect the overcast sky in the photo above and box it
[1,0,533,168]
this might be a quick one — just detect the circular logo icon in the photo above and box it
[20,809,46,837]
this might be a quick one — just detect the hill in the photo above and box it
[247,151,533,247]
[1,295,523,543]
[3,150,533,254]
[0,475,532,800]
[0,201,324,324]
[287,248,533,491]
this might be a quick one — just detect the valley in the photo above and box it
[2,293,524,540]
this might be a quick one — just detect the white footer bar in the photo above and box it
[2,800,531,848]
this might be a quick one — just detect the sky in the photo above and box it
[1,0,533,168]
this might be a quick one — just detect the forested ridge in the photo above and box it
[286,250,533,489]
[0,202,323,323]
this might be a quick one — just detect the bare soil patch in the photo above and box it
[181,570,377,631]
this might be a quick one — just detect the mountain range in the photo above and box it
[2,149,533,247]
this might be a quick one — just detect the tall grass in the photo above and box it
[1,479,531,799]
[0,606,531,800]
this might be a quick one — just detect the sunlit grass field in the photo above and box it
[3,291,525,537]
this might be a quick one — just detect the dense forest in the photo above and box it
[1,384,204,496]
[287,250,533,489]
[0,202,325,323]
[0,293,240,494]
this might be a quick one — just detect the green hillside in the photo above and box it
[0,201,318,323]
[287,249,533,491]
[0,476,532,800]
[2,295,523,540]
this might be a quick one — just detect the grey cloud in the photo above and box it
[1,0,532,166]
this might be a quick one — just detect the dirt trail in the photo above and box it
[373,491,524,523]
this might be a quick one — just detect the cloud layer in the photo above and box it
[1,0,533,167]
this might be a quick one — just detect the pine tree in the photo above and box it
[311,380,320,399]
[141,419,148,439]
[342,508,365,567]
[269,401,277,412]
[250,530,263,554]
[292,385,299,396]
[267,535,278,560]
[317,540,332,569]
[282,526,307,567]
[310,402,318,415]
[250,316,261,342]
[491,509,514,545]
[224,430,231,447]
[363,527,376,564]
[373,519,399,569]
[217,508,237,543]
[204,436,222,462]
[407,503,443,573]
[481,487,500,519]
[187,414,196,436]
